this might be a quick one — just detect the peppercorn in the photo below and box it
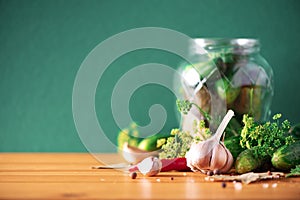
[130,172,137,179]
[221,182,227,188]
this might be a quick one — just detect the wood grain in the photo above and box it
[0,153,299,200]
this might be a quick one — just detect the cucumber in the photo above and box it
[117,130,141,151]
[215,78,240,104]
[271,141,300,171]
[224,136,245,160]
[235,149,263,174]
[138,133,170,151]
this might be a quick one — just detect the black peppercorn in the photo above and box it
[130,172,137,179]
[221,182,227,188]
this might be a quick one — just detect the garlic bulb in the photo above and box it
[185,110,234,173]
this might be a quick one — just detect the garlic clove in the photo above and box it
[197,151,213,170]
[219,143,234,173]
[137,156,162,176]
[210,143,228,170]
[186,141,212,172]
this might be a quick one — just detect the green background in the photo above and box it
[1,0,299,152]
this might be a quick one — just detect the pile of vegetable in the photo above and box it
[115,39,299,178]
[117,99,300,177]
[235,113,300,173]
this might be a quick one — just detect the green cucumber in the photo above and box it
[235,149,263,174]
[271,141,300,171]
[138,133,170,151]
[215,78,240,104]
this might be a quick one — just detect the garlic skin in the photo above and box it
[185,110,234,173]
[137,156,162,176]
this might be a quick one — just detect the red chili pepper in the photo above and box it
[160,157,190,172]
[129,165,138,172]
[129,157,190,172]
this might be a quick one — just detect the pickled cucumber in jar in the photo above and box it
[177,38,273,132]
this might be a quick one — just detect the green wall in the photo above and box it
[1,0,300,152]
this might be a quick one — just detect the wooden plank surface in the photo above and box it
[0,153,299,200]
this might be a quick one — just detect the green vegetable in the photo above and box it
[211,50,235,65]
[286,165,300,177]
[215,78,240,104]
[159,129,193,159]
[235,149,264,174]
[271,141,300,171]
[117,123,170,152]
[224,136,245,160]
[225,118,242,138]
[233,87,262,121]
[117,122,141,151]
[138,133,170,151]
[236,113,296,173]
[240,113,294,160]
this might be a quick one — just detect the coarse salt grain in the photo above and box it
[272,183,278,188]
[183,172,187,176]
[262,183,269,188]
[204,177,210,181]
[234,182,243,190]
[156,178,161,182]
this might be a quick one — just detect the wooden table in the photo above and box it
[0,153,299,199]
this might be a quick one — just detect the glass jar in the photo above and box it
[176,38,273,133]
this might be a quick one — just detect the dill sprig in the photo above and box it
[240,113,294,159]
[176,99,211,121]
